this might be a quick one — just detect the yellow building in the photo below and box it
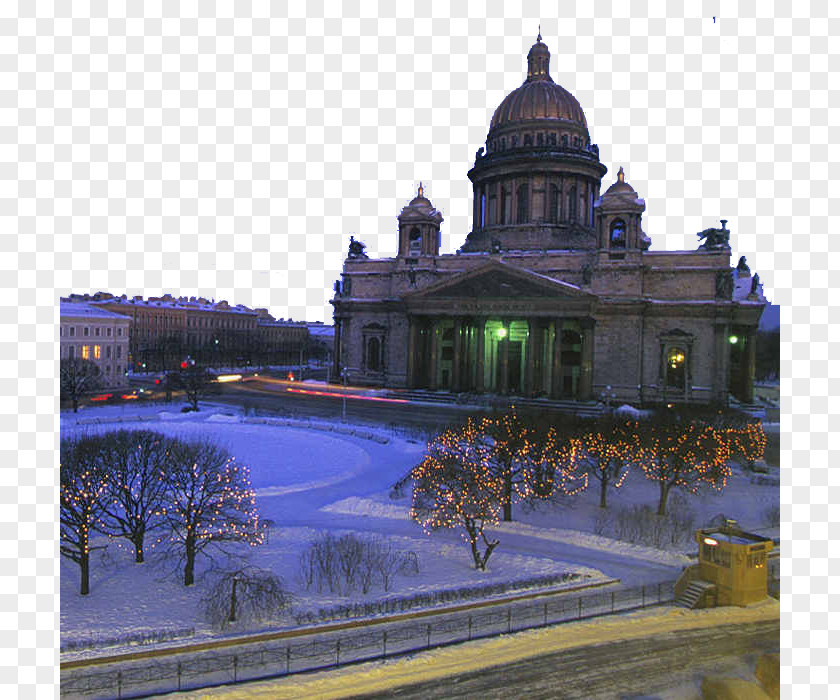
[695,523,775,606]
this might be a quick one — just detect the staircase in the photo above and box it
[675,580,716,609]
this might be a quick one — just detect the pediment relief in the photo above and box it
[404,261,592,301]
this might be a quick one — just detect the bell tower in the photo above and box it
[397,183,443,257]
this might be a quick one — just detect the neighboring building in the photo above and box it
[331,35,766,406]
[304,322,335,366]
[63,293,310,371]
[59,302,131,388]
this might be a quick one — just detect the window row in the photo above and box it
[65,344,123,360]
[61,326,124,337]
[488,131,592,154]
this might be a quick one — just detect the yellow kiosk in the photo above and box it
[691,521,775,606]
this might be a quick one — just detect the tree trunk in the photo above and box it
[502,465,512,522]
[80,551,90,595]
[133,534,145,563]
[184,537,196,586]
[599,474,608,509]
[73,397,79,413]
[228,577,238,622]
[657,482,671,516]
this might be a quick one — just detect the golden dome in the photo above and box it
[488,36,588,134]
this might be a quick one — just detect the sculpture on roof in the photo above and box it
[715,269,734,299]
[697,220,731,250]
[347,236,368,259]
[736,255,751,275]
[750,273,760,296]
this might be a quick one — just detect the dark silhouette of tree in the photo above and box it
[201,566,291,628]
[60,358,103,412]
[161,439,262,586]
[100,430,171,563]
[169,363,214,411]
[60,435,110,595]
[410,419,504,570]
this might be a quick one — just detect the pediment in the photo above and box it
[405,260,592,301]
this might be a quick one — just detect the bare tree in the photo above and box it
[60,435,110,595]
[202,566,291,628]
[169,363,215,411]
[411,419,503,571]
[161,438,263,586]
[100,430,171,563]
[60,358,103,412]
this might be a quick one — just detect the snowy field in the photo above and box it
[60,403,780,658]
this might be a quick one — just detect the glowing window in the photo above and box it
[81,345,90,360]
[94,345,101,359]
[666,347,686,389]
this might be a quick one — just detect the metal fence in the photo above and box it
[61,580,675,699]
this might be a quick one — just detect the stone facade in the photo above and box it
[331,36,765,406]
[60,302,131,388]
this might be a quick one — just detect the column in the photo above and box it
[551,319,563,398]
[742,330,756,403]
[332,319,342,382]
[713,321,729,404]
[406,316,418,389]
[525,318,538,396]
[475,317,486,392]
[578,318,595,400]
[428,318,439,390]
[451,317,462,392]
[499,321,510,395]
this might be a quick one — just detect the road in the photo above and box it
[214,379,501,432]
[355,619,780,700]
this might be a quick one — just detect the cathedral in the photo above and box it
[331,35,765,406]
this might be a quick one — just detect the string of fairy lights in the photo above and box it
[410,409,767,557]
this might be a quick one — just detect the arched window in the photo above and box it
[549,184,559,223]
[589,192,595,226]
[367,337,381,371]
[516,184,529,224]
[480,193,486,228]
[536,132,544,146]
[666,347,686,389]
[500,188,508,224]
[524,134,533,146]
[562,134,568,147]
[610,219,627,248]
[567,186,577,223]
[408,227,422,256]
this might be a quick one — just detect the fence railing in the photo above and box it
[61,579,675,699]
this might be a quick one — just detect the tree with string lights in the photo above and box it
[60,435,111,595]
[99,429,171,563]
[638,410,732,516]
[410,418,505,571]
[575,416,642,509]
[160,438,263,586]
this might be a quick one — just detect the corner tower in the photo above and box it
[463,34,608,253]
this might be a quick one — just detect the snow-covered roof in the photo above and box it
[732,270,767,303]
[60,301,131,321]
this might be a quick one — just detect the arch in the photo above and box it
[516,183,529,224]
[610,219,627,248]
[408,227,422,256]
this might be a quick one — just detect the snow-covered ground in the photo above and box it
[60,403,779,658]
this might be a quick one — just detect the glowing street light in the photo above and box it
[496,327,507,339]
[729,335,739,344]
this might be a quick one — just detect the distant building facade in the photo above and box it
[63,293,310,372]
[331,36,766,406]
[59,302,131,388]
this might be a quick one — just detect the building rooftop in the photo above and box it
[59,301,132,321]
